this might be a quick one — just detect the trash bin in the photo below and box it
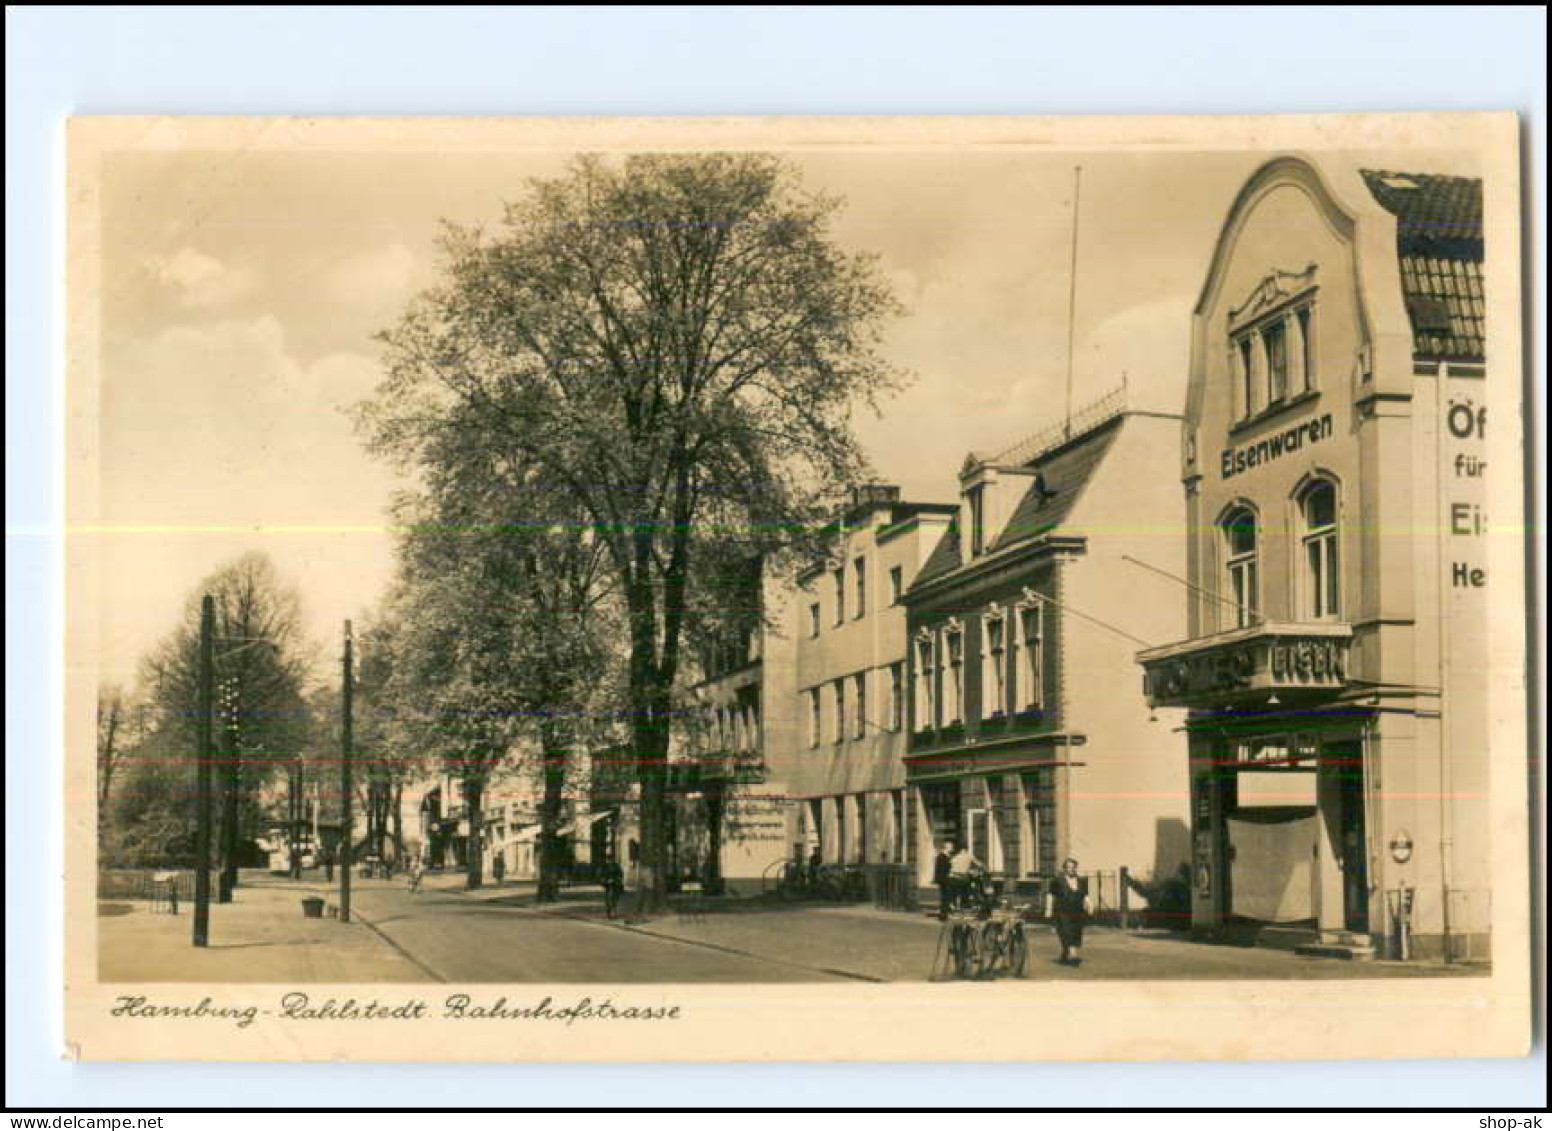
[301,896,326,919]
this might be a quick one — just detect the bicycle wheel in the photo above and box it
[1006,923,1028,977]
[951,924,979,979]
[976,921,1001,978]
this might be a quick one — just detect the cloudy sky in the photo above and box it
[93,141,1479,686]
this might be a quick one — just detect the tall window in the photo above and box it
[806,689,820,749]
[982,610,1006,717]
[968,486,987,557]
[1296,307,1315,392]
[914,634,935,731]
[1300,481,1340,619]
[808,602,820,638]
[832,567,845,625]
[832,680,846,744]
[1017,603,1044,711]
[853,556,866,619]
[943,625,964,724]
[889,565,903,605]
[853,672,867,739]
[1263,320,1288,404]
[887,662,903,731]
[1222,507,1260,629]
[1238,337,1257,418]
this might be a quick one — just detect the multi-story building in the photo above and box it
[902,392,1191,904]
[784,486,958,874]
[1135,157,1491,959]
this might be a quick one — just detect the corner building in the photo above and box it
[1136,157,1491,959]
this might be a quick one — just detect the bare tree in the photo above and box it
[359,153,904,907]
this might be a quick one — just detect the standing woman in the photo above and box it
[1045,858,1092,966]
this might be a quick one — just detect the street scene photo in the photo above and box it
[88,131,1501,987]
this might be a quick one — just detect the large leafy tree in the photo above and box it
[379,470,617,892]
[359,153,904,906]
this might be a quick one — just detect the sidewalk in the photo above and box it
[97,875,432,983]
[422,873,1488,983]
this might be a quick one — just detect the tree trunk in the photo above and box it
[391,782,404,866]
[632,685,674,912]
[537,744,566,902]
[464,773,484,890]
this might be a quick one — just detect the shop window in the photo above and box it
[1020,769,1057,877]
[1299,480,1341,620]
[1222,506,1260,629]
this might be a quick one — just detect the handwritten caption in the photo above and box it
[111,993,682,1029]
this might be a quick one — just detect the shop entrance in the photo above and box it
[1225,767,1318,925]
[1326,741,1369,934]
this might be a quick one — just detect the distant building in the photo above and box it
[782,486,958,875]
[1136,157,1490,960]
[676,555,798,893]
[903,393,1191,906]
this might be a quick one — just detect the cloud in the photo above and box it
[144,247,256,309]
[98,315,405,682]
[318,242,423,328]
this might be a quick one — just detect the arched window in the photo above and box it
[1221,506,1260,629]
[1299,480,1341,619]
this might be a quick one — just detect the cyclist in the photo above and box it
[946,843,983,914]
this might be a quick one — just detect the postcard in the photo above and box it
[65,113,1530,1061]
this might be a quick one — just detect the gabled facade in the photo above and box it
[903,396,1191,902]
[1136,157,1491,959]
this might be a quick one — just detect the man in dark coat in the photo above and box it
[933,842,955,920]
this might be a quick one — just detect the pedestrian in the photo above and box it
[1045,857,1092,966]
[491,852,506,886]
[933,842,954,920]
[602,857,625,919]
[807,845,824,886]
[408,855,425,895]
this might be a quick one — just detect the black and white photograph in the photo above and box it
[60,113,1530,1063]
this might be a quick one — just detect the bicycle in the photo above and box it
[976,904,1030,978]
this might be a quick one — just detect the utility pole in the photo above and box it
[340,620,354,924]
[219,676,240,901]
[193,595,214,947]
